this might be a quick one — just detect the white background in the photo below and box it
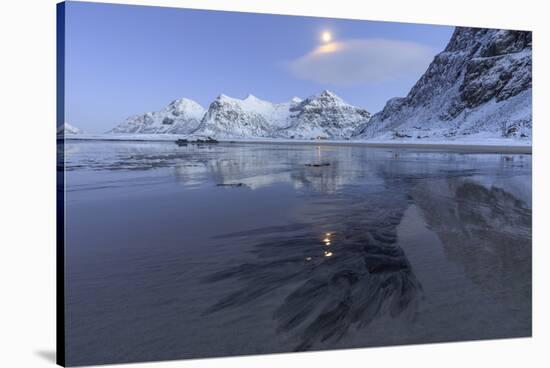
[0,0,548,367]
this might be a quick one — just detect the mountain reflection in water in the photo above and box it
[411,177,531,314]
[63,141,531,365]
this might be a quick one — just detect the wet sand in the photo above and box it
[62,141,532,366]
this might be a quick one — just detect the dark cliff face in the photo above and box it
[355,27,532,140]
[458,29,531,110]
[410,27,532,114]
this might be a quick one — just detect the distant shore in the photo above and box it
[63,134,532,154]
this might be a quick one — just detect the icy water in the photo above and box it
[62,140,532,366]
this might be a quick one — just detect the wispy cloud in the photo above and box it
[287,39,435,86]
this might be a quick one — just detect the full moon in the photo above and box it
[321,31,332,43]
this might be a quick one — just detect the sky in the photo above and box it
[64,1,454,133]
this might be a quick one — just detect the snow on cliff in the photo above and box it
[194,94,298,138]
[107,27,531,143]
[282,90,371,139]
[111,91,371,140]
[353,27,532,141]
[110,98,206,134]
[196,90,369,139]
[57,122,81,135]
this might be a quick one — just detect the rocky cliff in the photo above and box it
[354,27,532,140]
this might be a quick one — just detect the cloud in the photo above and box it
[287,39,435,86]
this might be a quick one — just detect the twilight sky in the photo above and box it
[64,1,454,133]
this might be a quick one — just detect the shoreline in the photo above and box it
[63,135,532,154]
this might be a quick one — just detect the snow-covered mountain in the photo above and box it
[57,122,81,135]
[194,94,299,138]
[281,90,371,139]
[111,91,371,139]
[108,28,531,143]
[195,90,369,139]
[110,98,205,134]
[354,27,532,140]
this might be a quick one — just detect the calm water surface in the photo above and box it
[62,141,532,366]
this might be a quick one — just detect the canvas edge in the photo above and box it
[56,1,66,366]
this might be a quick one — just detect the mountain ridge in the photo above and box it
[353,27,532,140]
[109,98,205,135]
[111,90,371,140]
[107,27,532,142]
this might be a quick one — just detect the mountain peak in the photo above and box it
[355,27,532,140]
[110,89,369,139]
[170,97,192,104]
[110,97,205,134]
[319,90,338,98]
[58,122,81,135]
[314,90,344,104]
[244,94,259,101]
[168,97,203,110]
[300,90,346,106]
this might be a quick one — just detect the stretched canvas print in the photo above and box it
[57,1,532,366]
